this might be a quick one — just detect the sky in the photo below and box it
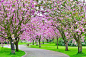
[78,0,86,2]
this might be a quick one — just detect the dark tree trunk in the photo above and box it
[46,39,48,43]
[57,38,58,49]
[15,41,18,51]
[10,38,15,54]
[65,42,68,51]
[74,34,82,53]
[78,36,82,53]
[33,40,34,45]
[78,42,82,53]
[15,37,19,52]
[52,38,54,43]
[39,38,41,48]
[62,36,68,51]
[61,28,68,51]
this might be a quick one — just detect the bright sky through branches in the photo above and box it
[78,0,86,2]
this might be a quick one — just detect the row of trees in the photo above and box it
[0,0,86,54]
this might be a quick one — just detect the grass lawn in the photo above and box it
[18,42,28,45]
[18,41,29,45]
[0,47,25,57]
[29,43,86,57]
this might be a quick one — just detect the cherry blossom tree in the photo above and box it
[0,0,36,53]
[37,0,86,53]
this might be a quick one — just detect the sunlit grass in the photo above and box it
[0,47,25,57]
[18,41,29,45]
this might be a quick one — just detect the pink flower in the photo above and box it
[57,1,59,3]
[30,0,33,3]
[82,28,84,32]
[73,9,75,11]
[0,0,4,2]
[70,0,73,1]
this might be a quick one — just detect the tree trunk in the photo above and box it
[46,39,48,43]
[78,42,82,53]
[36,42,38,46]
[39,38,41,48]
[42,40,44,44]
[62,36,68,51]
[73,34,82,53]
[65,42,68,51]
[15,37,19,51]
[57,38,58,49]
[50,40,51,44]
[10,39,15,54]
[15,41,19,51]
[1,43,3,48]
[33,40,34,45]
[52,38,54,43]
[78,37,82,53]
[36,40,38,46]
[60,28,68,51]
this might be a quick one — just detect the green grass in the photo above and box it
[0,47,25,57]
[18,42,28,45]
[18,41,36,45]
[29,43,86,57]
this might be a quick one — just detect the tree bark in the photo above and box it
[10,38,15,54]
[57,38,58,49]
[15,41,18,51]
[62,34,68,51]
[36,40,38,46]
[39,38,41,48]
[78,42,82,53]
[42,40,44,44]
[15,37,19,52]
[61,28,68,51]
[46,39,48,43]
[52,38,54,43]
[36,42,38,46]
[74,34,82,53]
[65,42,68,51]
[78,36,82,53]
[50,40,51,44]
[33,40,34,45]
